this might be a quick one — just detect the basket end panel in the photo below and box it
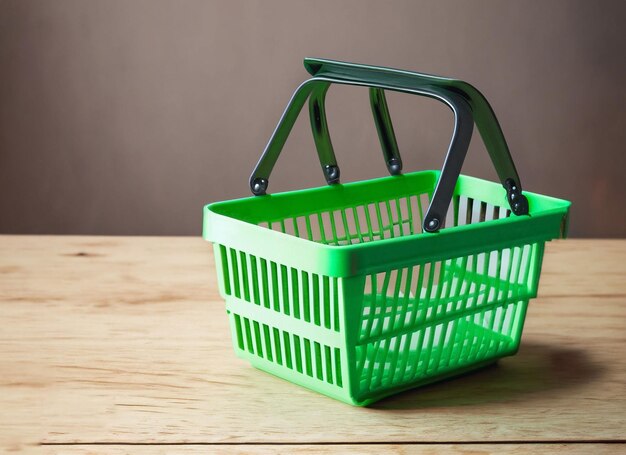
[224,304,360,405]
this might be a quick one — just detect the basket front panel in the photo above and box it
[350,241,544,401]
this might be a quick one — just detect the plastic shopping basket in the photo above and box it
[203,58,571,406]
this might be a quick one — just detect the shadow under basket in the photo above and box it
[203,170,570,406]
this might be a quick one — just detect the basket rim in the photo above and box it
[203,171,570,277]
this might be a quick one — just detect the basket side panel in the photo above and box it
[227,309,346,388]
[347,239,546,403]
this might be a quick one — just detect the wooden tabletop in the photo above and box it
[1,236,624,454]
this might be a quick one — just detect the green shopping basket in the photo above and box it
[203,58,571,406]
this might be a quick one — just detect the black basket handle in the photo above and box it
[250,58,528,232]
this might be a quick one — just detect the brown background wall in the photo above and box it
[1,0,624,237]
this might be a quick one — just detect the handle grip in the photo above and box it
[250,58,528,232]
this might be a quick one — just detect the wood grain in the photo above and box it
[35,443,626,454]
[0,236,624,453]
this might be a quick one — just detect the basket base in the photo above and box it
[349,357,501,406]
[238,347,512,406]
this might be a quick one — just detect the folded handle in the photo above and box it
[250,58,528,232]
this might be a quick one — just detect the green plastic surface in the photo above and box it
[203,170,571,406]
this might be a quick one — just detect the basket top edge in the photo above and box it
[204,170,570,221]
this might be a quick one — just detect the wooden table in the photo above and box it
[1,236,624,454]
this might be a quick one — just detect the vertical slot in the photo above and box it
[372,338,391,389]
[343,208,357,244]
[356,205,368,242]
[399,197,412,235]
[252,321,264,358]
[387,335,403,385]
[308,215,320,242]
[471,199,482,224]
[260,259,270,308]
[513,245,526,286]
[272,327,283,365]
[324,345,333,384]
[485,203,496,222]
[314,342,323,380]
[479,201,487,223]
[366,203,379,240]
[362,274,377,339]
[420,325,437,375]
[320,212,332,244]
[452,195,460,227]
[291,268,300,319]
[239,251,250,302]
[442,197,454,229]
[282,218,293,236]
[301,271,311,323]
[422,262,437,323]
[389,199,402,237]
[457,196,468,226]
[233,314,244,350]
[304,338,313,377]
[409,195,421,233]
[334,348,343,387]
[406,328,425,380]
[466,198,474,225]
[250,255,260,305]
[283,331,293,369]
[384,270,397,333]
[519,243,532,285]
[322,275,331,329]
[378,201,391,239]
[290,217,299,238]
[280,265,290,316]
[243,318,254,354]
[332,210,345,244]
[229,248,240,299]
[396,332,413,382]
[262,324,273,362]
[296,216,308,240]
[270,261,280,312]
[400,266,414,327]
[409,264,425,325]
[332,277,340,332]
[293,335,303,373]
[312,273,321,326]
[501,302,516,336]
[419,193,430,223]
